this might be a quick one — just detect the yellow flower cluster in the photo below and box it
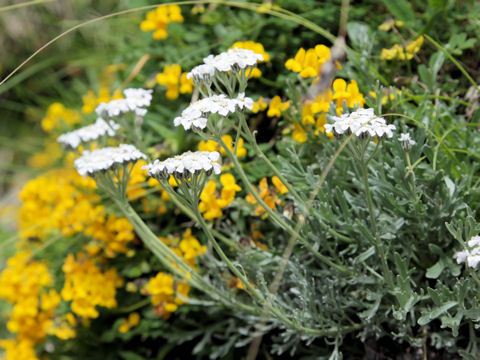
[246,176,288,216]
[48,313,77,340]
[0,252,60,359]
[285,44,340,78]
[251,97,268,113]
[19,169,136,257]
[41,103,82,133]
[267,96,290,117]
[229,41,270,77]
[0,339,38,360]
[140,5,183,40]
[61,252,123,319]
[145,272,189,319]
[156,64,194,100]
[378,19,404,31]
[251,96,290,117]
[82,87,123,114]
[291,78,365,143]
[160,228,207,269]
[199,174,242,220]
[198,134,247,157]
[381,36,424,61]
[118,312,141,333]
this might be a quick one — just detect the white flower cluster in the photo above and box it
[95,88,153,118]
[173,93,253,131]
[56,118,120,149]
[325,108,396,138]
[187,48,264,83]
[143,151,221,179]
[456,236,480,269]
[398,132,416,151]
[75,144,146,176]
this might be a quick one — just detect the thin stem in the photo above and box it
[237,111,352,243]
[359,159,394,289]
[218,135,351,274]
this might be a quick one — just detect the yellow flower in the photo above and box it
[41,103,82,133]
[272,176,288,194]
[82,87,123,114]
[381,36,423,61]
[405,36,424,55]
[198,135,247,157]
[156,64,194,99]
[292,121,307,143]
[229,41,270,77]
[198,173,242,220]
[285,44,338,78]
[218,173,242,207]
[246,178,281,216]
[198,180,223,220]
[61,253,123,319]
[267,96,290,117]
[179,229,207,260]
[140,5,183,40]
[378,19,404,31]
[0,339,38,360]
[146,272,188,319]
[251,97,268,113]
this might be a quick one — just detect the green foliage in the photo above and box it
[1,0,480,359]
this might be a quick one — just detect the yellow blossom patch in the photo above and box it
[61,253,123,319]
[251,97,268,113]
[267,96,290,117]
[41,103,82,133]
[82,87,123,114]
[145,272,190,319]
[285,44,340,79]
[246,177,288,217]
[198,134,247,157]
[381,36,424,61]
[198,174,242,220]
[0,251,61,348]
[156,64,194,100]
[140,5,184,40]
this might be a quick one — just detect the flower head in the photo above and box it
[143,151,221,179]
[324,108,396,139]
[173,93,253,131]
[187,48,264,84]
[57,118,120,149]
[398,132,416,151]
[95,88,153,118]
[456,235,480,269]
[74,144,147,176]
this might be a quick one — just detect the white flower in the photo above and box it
[455,235,480,269]
[123,88,153,108]
[398,132,416,151]
[173,93,253,131]
[187,48,263,84]
[143,151,221,179]
[95,88,153,118]
[75,144,147,176]
[57,118,120,149]
[325,108,396,139]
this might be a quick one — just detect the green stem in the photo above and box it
[113,197,255,313]
[237,111,352,243]
[359,159,394,289]
[218,136,351,274]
